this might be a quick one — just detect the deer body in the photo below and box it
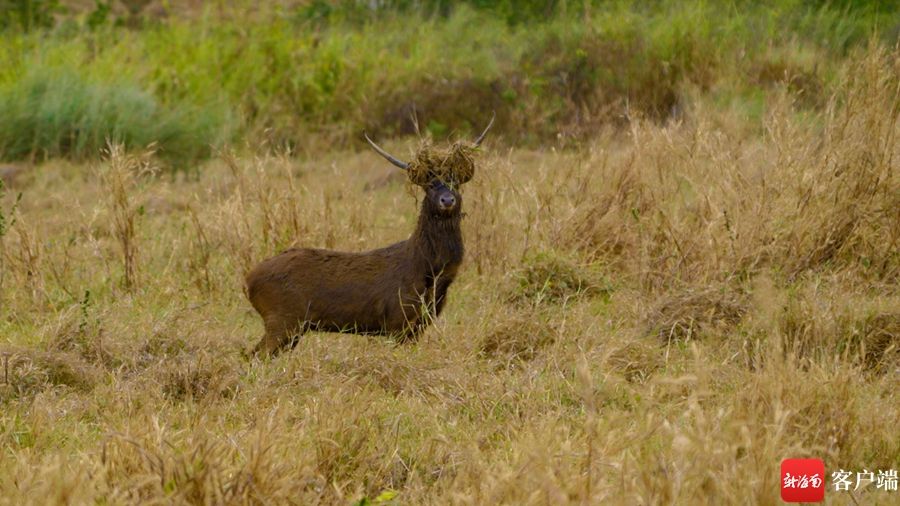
[248,195,463,355]
[246,114,492,357]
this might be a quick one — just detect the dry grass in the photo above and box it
[0,46,898,505]
[405,140,478,187]
[96,143,158,291]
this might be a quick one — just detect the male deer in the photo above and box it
[247,117,493,356]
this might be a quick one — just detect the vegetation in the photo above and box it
[0,68,224,165]
[0,0,897,164]
[0,1,898,504]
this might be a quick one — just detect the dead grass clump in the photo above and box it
[311,408,379,486]
[646,285,748,343]
[101,415,302,504]
[108,435,234,503]
[321,351,465,404]
[298,386,435,498]
[847,310,900,372]
[1,348,100,397]
[157,354,238,402]
[554,46,898,289]
[479,313,556,363]
[509,250,609,305]
[139,332,189,364]
[406,140,476,187]
[604,339,664,384]
[780,289,900,373]
[42,302,118,370]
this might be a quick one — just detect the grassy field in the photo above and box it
[1,1,899,505]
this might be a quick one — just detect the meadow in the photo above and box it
[1,1,899,504]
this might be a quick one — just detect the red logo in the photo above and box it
[781,459,825,502]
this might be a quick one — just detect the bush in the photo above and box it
[0,0,60,32]
[0,67,228,167]
[509,250,610,305]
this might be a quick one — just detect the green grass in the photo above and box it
[0,0,896,164]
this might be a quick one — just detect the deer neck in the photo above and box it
[409,201,464,273]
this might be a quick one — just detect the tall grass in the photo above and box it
[96,143,156,291]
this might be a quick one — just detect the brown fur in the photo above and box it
[247,183,464,356]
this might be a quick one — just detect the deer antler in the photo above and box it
[364,133,410,170]
[473,112,496,147]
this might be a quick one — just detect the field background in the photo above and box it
[1,0,899,504]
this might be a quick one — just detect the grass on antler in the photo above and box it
[405,140,478,187]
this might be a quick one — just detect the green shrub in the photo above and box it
[0,67,228,167]
[0,0,60,32]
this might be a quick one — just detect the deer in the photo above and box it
[246,116,494,356]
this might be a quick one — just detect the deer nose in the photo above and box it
[439,194,456,209]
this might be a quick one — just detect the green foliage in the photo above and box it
[0,67,229,167]
[353,489,399,505]
[85,1,112,30]
[295,0,734,27]
[291,0,899,29]
[0,0,895,163]
[0,0,60,32]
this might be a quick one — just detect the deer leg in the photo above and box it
[287,330,304,350]
[396,317,427,344]
[433,281,451,317]
[254,317,306,357]
[252,334,279,357]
